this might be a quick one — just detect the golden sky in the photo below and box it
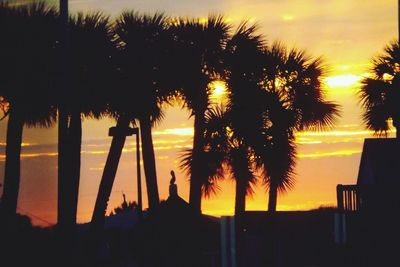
[0,0,398,226]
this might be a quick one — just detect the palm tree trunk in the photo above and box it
[68,111,81,225]
[234,178,246,216]
[57,109,71,229]
[139,116,159,211]
[57,111,81,228]
[1,108,23,216]
[189,113,205,213]
[268,181,278,213]
[91,115,130,228]
[235,177,246,267]
[267,179,280,267]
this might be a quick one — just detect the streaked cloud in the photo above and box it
[297,129,373,137]
[0,152,58,161]
[298,149,361,159]
[153,127,194,136]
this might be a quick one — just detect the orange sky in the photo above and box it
[0,0,398,226]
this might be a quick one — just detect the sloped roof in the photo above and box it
[357,138,400,185]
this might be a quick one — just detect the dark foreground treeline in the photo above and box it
[2,206,399,267]
[0,196,219,267]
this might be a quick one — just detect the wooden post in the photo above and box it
[91,116,134,228]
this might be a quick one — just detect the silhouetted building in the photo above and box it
[337,138,400,212]
[336,138,400,266]
[357,138,400,186]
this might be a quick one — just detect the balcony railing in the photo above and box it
[336,184,362,212]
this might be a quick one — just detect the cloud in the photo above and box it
[153,127,194,136]
[298,149,361,159]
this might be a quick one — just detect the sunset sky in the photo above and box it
[0,0,397,226]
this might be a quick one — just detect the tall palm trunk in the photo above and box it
[268,180,278,213]
[91,115,130,228]
[1,108,23,216]
[235,176,247,267]
[139,116,159,211]
[58,109,81,229]
[57,109,69,228]
[267,179,280,267]
[189,112,206,213]
[234,177,246,216]
[68,111,81,224]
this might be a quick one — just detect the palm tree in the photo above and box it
[92,12,172,225]
[260,43,340,212]
[113,11,174,211]
[0,2,58,216]
[171,16,230,213]
[359,40,400,138]
[224,23,269,213]
[56,12,114,228]
[224,23,339,212]
[54,12,115,227]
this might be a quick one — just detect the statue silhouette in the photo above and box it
[169,170,178,197]
[170,170,176,185]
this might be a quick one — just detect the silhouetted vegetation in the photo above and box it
[180,24,340,214]
[0,1,341,224]
[360,40,400,138]
[0,2,350,266]
[171,16,231,213]
[0,1,58,217]
[109,194,138,216]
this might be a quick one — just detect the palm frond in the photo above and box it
[179,146,225,198]
[261,134,297,194]
[359,40,400,136]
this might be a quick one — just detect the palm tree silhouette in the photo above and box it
[171,16,230,213]
[57,12,114,228]
[92,13,173,224]
[360,40,400,138]
[224,23,268,213]
[224,23,339,212]
[261,43,340,212]
[0,2,58,216]
[113,11,175,211]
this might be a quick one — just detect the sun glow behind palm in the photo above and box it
[209,80,228,104]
